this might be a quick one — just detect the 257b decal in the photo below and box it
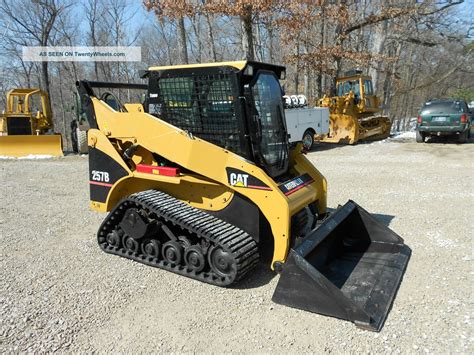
[91,170,110,182]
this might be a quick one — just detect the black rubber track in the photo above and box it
[97,190,259,286]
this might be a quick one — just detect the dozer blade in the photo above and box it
[320,114,359,144]
[272,201,410,331]
[0,135,63,157]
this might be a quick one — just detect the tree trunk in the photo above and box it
[266,19,274,62]
[41,61,51,101]
[204,13,217,61]
[294,43,300,95]
[91,22,99,80]
[255,19,264,61]
[158,20,173,65]
[369,20,388,93]
[332,32,344,94]
[382,42,401,117]
[316,72,322,98]
[332,56,342,95]
[405,67,419,124]
[240,5,254,61]
[317,6,326,98]
[190,16,202,63]
[399,45,415,122]
[20,61,32,88]
[177,16,189,64]
[57,65,68,150]
[304,68,309,99]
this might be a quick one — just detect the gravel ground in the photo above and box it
[1,137,473,353]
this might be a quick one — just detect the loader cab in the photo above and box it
[144,61,289,179]
[336,71,380,113]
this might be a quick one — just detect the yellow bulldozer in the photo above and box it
[317,70,392,144]
[77,61,410,331]
[0,88,63,157]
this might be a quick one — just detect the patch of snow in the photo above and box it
[391,131,416,140]
[426,231,457,249]
[18,154,54,160]
[371,130,416,144]
[0,154,54,160]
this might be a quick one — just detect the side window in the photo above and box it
[352,81,361,97]
[344,81,352,95]
[251,72,288,172]
[452,101,463,113]
[337,83,343,96]
[29,94,43,113]
[364,80,374,96]
[337,81,353,96]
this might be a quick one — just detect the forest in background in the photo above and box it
[0,0,472,150]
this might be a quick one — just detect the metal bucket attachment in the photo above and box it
[0,134,63,157]
[272,200,410,331]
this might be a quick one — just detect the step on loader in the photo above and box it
[77,61,410,331]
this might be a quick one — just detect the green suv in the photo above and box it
[416,99,472,143]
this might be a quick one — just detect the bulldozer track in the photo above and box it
[97,190,259,286]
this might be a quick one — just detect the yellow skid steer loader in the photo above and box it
[0,88,62,157]
[77,61,410,331]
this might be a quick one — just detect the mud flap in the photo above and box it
[0,134,63,157]
[272,200,410,331]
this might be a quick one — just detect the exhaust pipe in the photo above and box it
[272,200,411,331]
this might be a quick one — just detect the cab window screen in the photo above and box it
[149,74,242,155]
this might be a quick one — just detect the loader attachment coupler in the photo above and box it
[272,201,410,331]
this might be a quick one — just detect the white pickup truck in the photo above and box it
[285,107,329,149]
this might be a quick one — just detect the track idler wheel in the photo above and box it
[208,246,236,279]
[142,239,161,259]
[178,236,191,249]
[184,246,206,272]
[162,241,183,265]
[123,235,139,253]
[106,229,123,248]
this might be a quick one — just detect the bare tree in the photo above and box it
[0,0,72,98]
[204,12,217,62]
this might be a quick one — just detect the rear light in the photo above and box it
[417,116,422,124]
[136,164,180,177]
[460,114,467,123]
